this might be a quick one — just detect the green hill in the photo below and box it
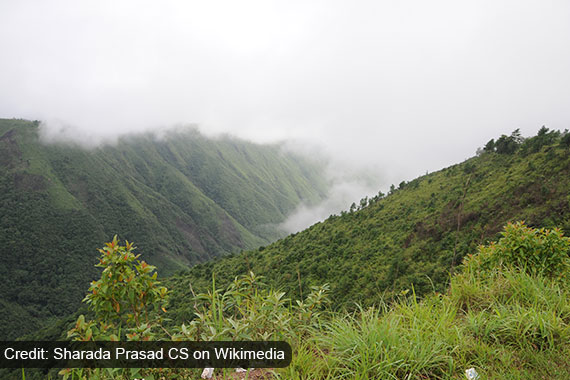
[16,221,569,380]
[8,127,570,380]
[0,118,328,339]
[167,128,570,320]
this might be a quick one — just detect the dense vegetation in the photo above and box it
[12,222,570,380]
[4,126,570,379]
[167,127,570,318]
[0,118,328,339]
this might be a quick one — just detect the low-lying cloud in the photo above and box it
[2,0,570,218]
[280,178,381,233]
[279,142,386,233]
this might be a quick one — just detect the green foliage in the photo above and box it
[451,269,570,347]
[463,221,570,278]
[495,129,524,154]
[0,118,327,339]
[520,126,560,155]
[16,224,567,380]
[560,129,570,148]
[67,236,168,342]
[277,224,570,380]
[59,238,329,380]
[172,272,328,342]
[61,238,168,380]
[6,121,570,378]
[170,130,570,312]
[312,302,458,379]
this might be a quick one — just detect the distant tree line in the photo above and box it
[481,126,570,155]
[332,125,570,222]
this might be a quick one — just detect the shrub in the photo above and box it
[463,222,570,279]
[67,236,168,343]
[61,237,169,380]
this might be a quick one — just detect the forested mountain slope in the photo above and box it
[168,129,570,319]
[0,118,328,339]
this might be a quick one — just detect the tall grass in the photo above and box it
[275,267,570,380]
[47,223,570,379]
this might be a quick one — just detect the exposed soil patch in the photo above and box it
[14,172,47,192]
[0,129,24,168]
[67,178,90,204]
[176,219,208,257]
[218,212,244,248]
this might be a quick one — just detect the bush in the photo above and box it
[67,236,168,343]
[61,237,169,380]
[463,222,570,278]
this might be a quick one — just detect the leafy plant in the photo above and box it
[173,271,329,342]
[463,221,570,278]
[49,224,570,380]
[61,238,169,380]
[67,236,168,342]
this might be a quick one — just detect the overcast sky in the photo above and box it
[1,0,570,224]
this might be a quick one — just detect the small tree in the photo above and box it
[495,129,524,155]
[359,196,369,210]
[349,202,357,213]
[61,237,169,379]
[67,236,168,342]
[520,126,561,154]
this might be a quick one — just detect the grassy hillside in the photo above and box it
[8,128,570,380]
[277,222,570,379]
[0,118,328,339]
[168,129,570,319]
[13,222,569,380]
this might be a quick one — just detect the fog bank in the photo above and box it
[2,0,570,229]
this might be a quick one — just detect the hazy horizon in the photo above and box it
[1,0,569,231]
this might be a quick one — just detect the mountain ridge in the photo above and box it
[166,128,570,320]
[0,118,329,339]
